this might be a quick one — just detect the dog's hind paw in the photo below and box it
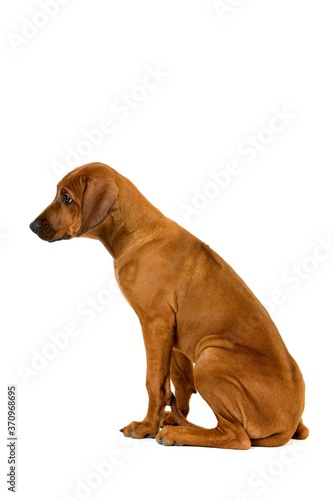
[156,426,181,446]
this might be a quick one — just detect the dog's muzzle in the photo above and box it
[29,219,72,242]
[29,219,56,241]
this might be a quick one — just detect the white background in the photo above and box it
[1,1,332,499]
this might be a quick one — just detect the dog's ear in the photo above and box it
[77,176,118,236]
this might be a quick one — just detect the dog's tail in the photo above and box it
[170,393,204,430]
[292,419,309,440]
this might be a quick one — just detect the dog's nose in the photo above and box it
[29,220,42,233]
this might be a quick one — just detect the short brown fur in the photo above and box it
[30,163,309,449]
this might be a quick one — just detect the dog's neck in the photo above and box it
[89,173,169,260]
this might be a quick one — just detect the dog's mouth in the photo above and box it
[57,232,73,242]
[29,220,55,240]
[48,232,72,243]
[61,233,71,240]
[29,220,72,242]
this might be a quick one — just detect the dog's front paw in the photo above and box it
[120,420,157,439]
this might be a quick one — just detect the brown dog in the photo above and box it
[30,162,309,449]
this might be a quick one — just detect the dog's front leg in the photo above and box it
[161,350,196,426]
[121,318,174,439]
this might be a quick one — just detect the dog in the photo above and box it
[30,162,309,448]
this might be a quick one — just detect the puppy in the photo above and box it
[30,162,309,448]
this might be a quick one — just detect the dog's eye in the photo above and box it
[62,193,73,205]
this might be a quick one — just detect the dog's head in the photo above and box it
[29,163,118,242]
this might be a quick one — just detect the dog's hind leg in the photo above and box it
[157,348,251,449]
[156,414,251,449]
